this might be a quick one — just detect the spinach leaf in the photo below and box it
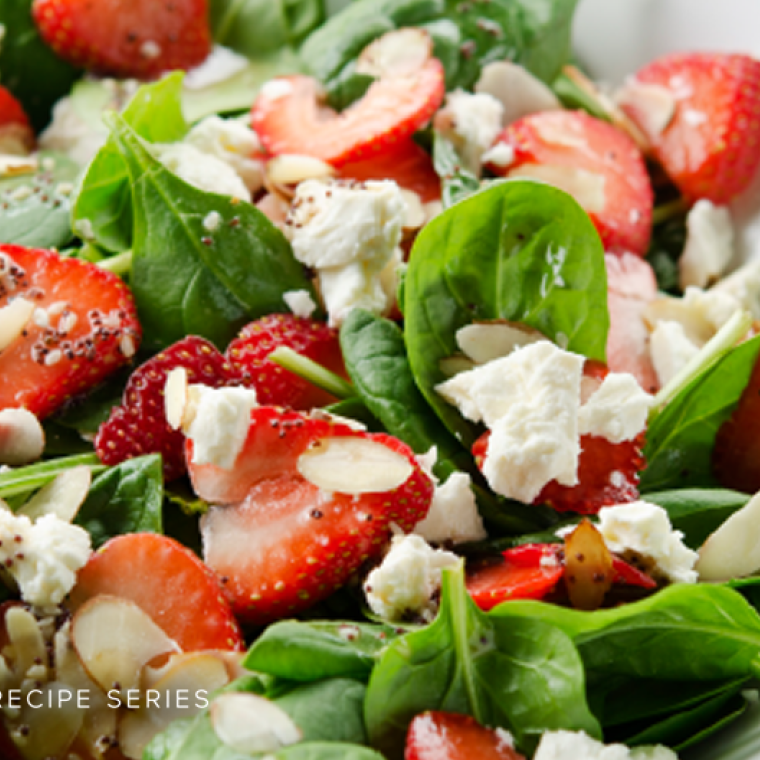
[432,132,480,209]
[340,309,470,477]
[277,744,386,760]
[244,619,400,682]
[644,488,749,549]
[404,179,608,446]
[364,563,600,758]
[641,336,760,493]
[143,713,251,760]
[0,152,80,248]
[0,0,81,130]
[728,578,760,616]
[107,113,315,350]
[75,455,163,548]
[72,73,189,254]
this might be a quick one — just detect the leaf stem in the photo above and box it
[0,454,106,500]
[97,250,133,276]
[751,655,760,681]
[268,346,357,400]
[651,309,754,418]
[652,197,688,226]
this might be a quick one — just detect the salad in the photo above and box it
[1,0,760,758]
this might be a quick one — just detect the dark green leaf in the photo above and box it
[641,336,760,492]
[404,179,608,446]
[75,455,163,548]
[107,112,315,350]
[728,577,760,616]
[276,744,386,760]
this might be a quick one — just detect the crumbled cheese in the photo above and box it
[578,373,652,443]
[649,320,700,387]
[283,289,317,318]
[364,534,459,622]
[319,261,389,328]
[597,501,698,584]
[184,386,259,470]
[414,472,487,545]
[183,45,249,90]
[0,509,91,610]
[533,730,678,760]
[679,200,734,289]
[185,116,264,195]
[154,142,251,200]
[481,142,515,168]
[712,259,760,319]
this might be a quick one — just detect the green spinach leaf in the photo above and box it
[641,336,760,493]
[277,744,386,760]
[404,179,608,446]
[432,132,480,209]
[107,112,315,350]
[75,455,163,548]
[364,563,600,758]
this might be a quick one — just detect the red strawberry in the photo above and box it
[487,110,653,256]
[225,314,346,410]
[405,712,525,760]
[31,0,211,79]
[251,32,444,168]
[621,53,760,204]
[68,533,244,652]
[0,86,34,155]
[188,406,434,625]
[0,245,141,419]
[339,138,441,203]
[95,336,234,480]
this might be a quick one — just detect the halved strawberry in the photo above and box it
[251,31,444,168]
[487,110,653,256]
[405,711,525,760]
[32,0,211,79]
[95,336,234,480]
[621,53,760,204]
[68,533,244,652]
[0,87,34,156]
[189,406,434,625]
[0,245,141,419]
[225,314,346,410]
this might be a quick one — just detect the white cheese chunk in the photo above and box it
[533,730,678,760]
[283,289,317,318]
[679,199,734,289]
[649,320,700,387]
[711,258,760,319]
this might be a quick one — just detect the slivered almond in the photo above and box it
[297,436,413,494]
[616,79,676,138]
[164,367,189,430]
[507,163,607,213]
[18,466,91,523]
[0,154,38,177]
[401,188,425,230]
[455,322,545,364]
[0,296,34,352]
[266,154,335,186]
[356,28,432,79]
[0,407,45,465]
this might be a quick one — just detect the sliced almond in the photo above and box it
[5,605,47,677]
[0,154,38,177]
[642,296,714,345]
[19,465,91,523]
[297,436,413,494]
[71,595,180,698]
[563,519,615,611]
[455,322,545,364]
[356,28,432,79]
[0,408,45,466]
[266,154,335,186]
[164,367,189,430]
[210,692,301,754]
[0,296,34,352]
[507,163,607,214]
[400,188,425,230]
[616,79,676,139]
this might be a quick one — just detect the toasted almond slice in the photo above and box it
[0,296,34,352]
[616,79,676,138]
[164,367,189,431]
[0,154,38,177]
[400,188,425,230]
[5,605,46,677]
[356,28,432,79]
[19,465,91,523]
[210,692,301,754]
[266,154,335,186]
[0,407,45,466]
[455,322,545,364]
[71,595,180,697]
[297,436,413,494]
[507,163,607,214]
[564,519,615,611]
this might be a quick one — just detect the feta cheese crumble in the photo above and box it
[533,730,678,760]
[679,199,734,289]
[364,535,459,622]
[578,373,653,443]
[283,289,317,318]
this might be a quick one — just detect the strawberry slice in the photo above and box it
[0,87,34,156]
[95,336,235,481]
[406,711,525,760]
[0,245,141,419]
[188,407,434,625]
[621,53,760,204]
[251,32,444,167]
[31,0,211,79]
[68,533,244,652]
[487,110,653,256]
[225,314,346,410]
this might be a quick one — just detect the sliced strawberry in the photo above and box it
[68,533,244,652]
[405,711,525,760]
[0,245,141,419]
[466,545,564,611]
[612,555,658,590]
[487,110,653,256]
[0,86,34,156]
[251,55,444,167]
[339,138,441,203]
[606,252,660,393]
[32,0,211,79]
[189,407,434,625]
[621,53,760,204]
[95,336,234,480]
[225,314,346,410]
